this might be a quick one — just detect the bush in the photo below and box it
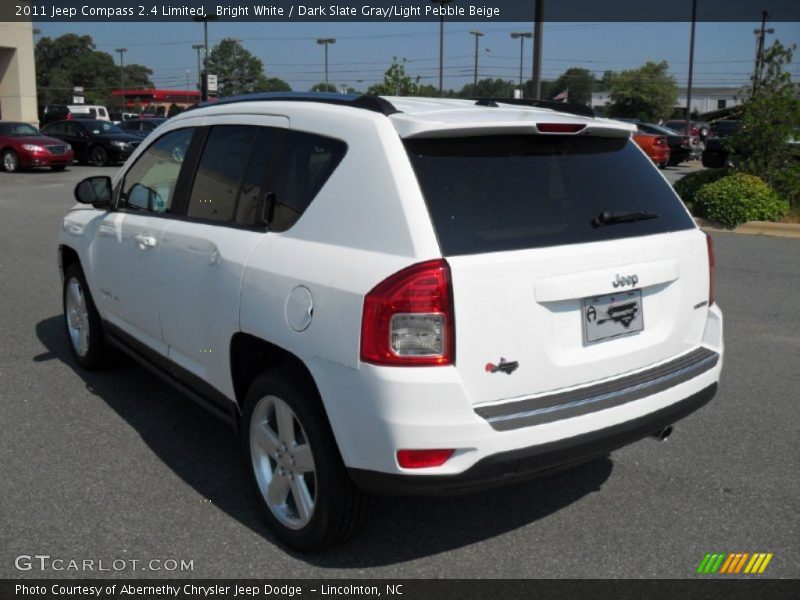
[673,169,728,207]
[694,173,789,227]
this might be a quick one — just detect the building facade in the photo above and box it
[0,20,38,124]
[592,86,747,117]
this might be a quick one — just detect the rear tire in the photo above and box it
[2,149,20,173]
[242,369,369,550]
[63,263,109,370]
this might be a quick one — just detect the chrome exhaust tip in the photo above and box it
[651,426,673,442]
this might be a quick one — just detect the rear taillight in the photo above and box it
[66,113,73,120]
[397,449,454,469]
[361,259,454,366]
[706,233,715,306]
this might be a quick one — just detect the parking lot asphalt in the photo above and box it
[1,165,798,578]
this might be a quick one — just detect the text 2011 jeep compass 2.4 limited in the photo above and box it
[59,94,723,550]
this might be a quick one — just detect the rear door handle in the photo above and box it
[134,234,157,249]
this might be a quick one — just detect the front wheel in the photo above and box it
[2,149,20,172]
[63,264,109,369]
[91,146,108,167]
[242,369,369,550]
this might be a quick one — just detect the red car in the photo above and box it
[0,121,75,173]
[632,133,670,169]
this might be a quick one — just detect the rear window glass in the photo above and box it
[405,135,694,256]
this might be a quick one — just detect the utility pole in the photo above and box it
[115,48,127,113]
[532,0,544,100]
[752,11,774,96]
[316,38,336,90]
[430,0,453,97]
[193,15,218,101]
[685,0,697,142]
[192,44,204,92]
[469,30,484,90]
[511,32,532,93]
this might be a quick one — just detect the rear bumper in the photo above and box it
[349,382,716,496]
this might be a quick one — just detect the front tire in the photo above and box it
[242,369,369,550]
[63,264,108,370]
[90,146,108,167]
[2,149,20,173]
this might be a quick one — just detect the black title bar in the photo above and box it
[2,0,800,22]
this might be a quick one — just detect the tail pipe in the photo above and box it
[651,426,673,442]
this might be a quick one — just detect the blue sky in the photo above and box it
[36,20,800,94]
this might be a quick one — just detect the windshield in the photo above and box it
[0,123,41,137]
[406,135,695,256]
[84,121,124,135]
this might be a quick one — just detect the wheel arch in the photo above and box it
[230,332,325,418]
[59,244,81,279]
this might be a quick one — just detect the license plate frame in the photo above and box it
[582,289,644,344]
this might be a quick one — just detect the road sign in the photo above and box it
[72,96,85,104]
[206,74,218,93]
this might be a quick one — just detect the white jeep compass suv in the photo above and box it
[59,93,723,550]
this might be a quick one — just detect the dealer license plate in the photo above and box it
[582,290,644,343]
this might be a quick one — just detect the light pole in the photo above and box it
[430,0,453,97]
[532,0,543,99]
[115,48,127,113]
[510,32,532,93]
[192,43,204,92]
[316,38,336,90]
[685,0,698,142]
[752,11,775,96]
[469,30,484,90]
[193,15,218,101]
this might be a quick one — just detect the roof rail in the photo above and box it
[190,92,401,116]
[473,97,596,119]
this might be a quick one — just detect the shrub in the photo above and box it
[694,173,789,227]
[673,169,728,208]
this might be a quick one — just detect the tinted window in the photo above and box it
[122,128,195,213]
[43,123,64,135]
[187,125,257,223]
[406,135,695,256]
[270,130,347,232]
[234,128,276,227]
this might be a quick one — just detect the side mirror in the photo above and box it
[75,176,112,207]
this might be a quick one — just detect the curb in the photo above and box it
[694,218,800,239]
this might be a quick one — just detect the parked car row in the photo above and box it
[1,116,169,172]
[617,119,700,168]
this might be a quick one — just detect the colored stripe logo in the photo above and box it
[697,552,773,574]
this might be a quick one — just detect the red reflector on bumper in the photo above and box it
[397,449,454,469]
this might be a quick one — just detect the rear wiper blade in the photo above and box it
[592,211,660,228]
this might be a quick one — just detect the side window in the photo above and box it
[121,128,195,213]
[235,128,275,227]
[186,125,257,223]
[270,130,347,232]
[66,123,83,137]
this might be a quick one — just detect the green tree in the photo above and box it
[728,40,800,208]
[207,38,274,97]
[366,58,421,96]
[458,78,513,98]
[35,34,152,106]
[597,70,618,91]
[606,61,677,121]
[309,82,338,93]
[259,77,292,92]
[549,68,596,105]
